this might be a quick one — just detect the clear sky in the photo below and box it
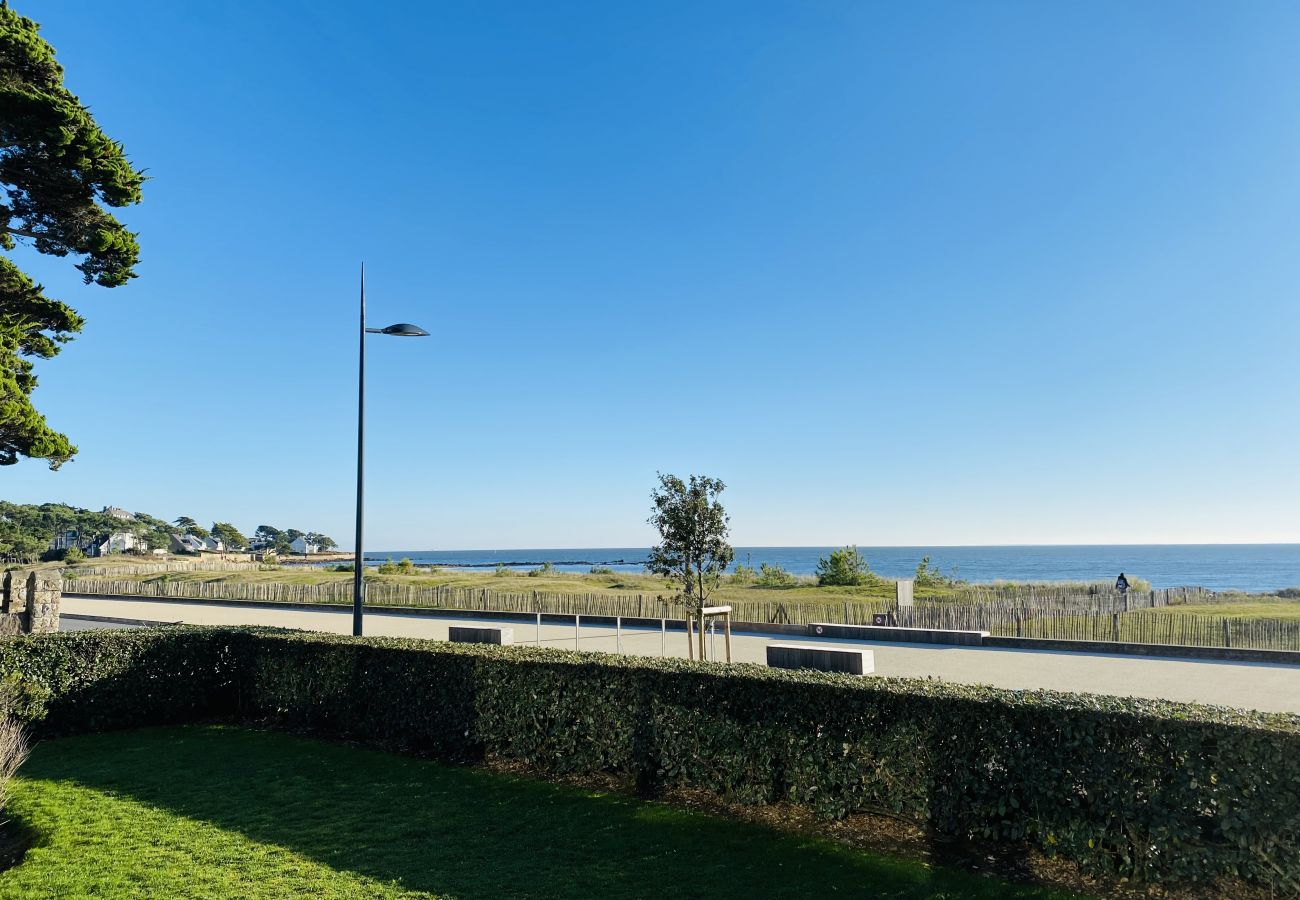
[8,1,1300,549]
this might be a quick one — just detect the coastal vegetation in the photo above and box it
[815,545,875,586]
[646,473,734,613]
[0,5,145,469]
[0,627,1294,895]
[0,500,336,563]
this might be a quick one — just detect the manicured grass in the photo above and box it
[0,726,1080,899]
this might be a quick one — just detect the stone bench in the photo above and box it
[766,643,874,675]
[448,626,514,645]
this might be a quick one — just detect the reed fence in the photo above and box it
[68,577,1299,652]
[74,560,265,576]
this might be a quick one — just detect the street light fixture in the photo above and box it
[354,263,428,636]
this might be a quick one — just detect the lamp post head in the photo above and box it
[378,323,429,337]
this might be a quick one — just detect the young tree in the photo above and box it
[646,473,734,612]
[210,522,248,550]
[816,546,871,587]
[0,5,145,468]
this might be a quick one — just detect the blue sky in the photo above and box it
[8,1,1300,548]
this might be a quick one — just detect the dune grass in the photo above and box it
[1137,598,1300,621]
[0,726,1081,899]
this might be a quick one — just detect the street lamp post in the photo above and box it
[354,263,428,636]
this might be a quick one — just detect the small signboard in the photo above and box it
[896,578,915,608]
[872,613,889,626]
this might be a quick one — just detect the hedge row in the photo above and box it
[0,627,1297,891]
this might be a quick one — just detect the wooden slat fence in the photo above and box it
[69,578,1298,651]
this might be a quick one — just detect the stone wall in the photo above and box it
[1,569,60,635]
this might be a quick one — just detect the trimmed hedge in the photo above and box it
[1,627,1298,891]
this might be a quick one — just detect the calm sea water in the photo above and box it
[364,545,1300,593]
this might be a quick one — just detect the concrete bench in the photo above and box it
[766,643,874,675]
[448,626,514,645]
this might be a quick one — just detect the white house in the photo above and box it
[201,535,226,552]
[102,506,135,521]
[93,532,142,557]
[290,536,319,555]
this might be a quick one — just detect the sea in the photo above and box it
[362,545,1300,593]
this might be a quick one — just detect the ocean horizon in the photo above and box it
[362,544,1300,593]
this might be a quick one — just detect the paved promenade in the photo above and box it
[62,595,1300,715]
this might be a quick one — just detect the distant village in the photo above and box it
[17,503,338,564]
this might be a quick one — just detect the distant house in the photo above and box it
[92,532,143,557]
[201,535,226,553]
[102,506,135,521]
[290,536,319,555]
[50,529,83,553]
[170,533,206,554]
[51,527,145,557]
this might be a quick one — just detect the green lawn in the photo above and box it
[0,726,1081,899]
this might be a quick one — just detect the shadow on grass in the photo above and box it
[10,726,1078,899]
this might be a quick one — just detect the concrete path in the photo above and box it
[61,595,1300,716]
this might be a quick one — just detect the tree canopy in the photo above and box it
[646,473,734,610]
[0,3,144,468]
[210,522,248,550]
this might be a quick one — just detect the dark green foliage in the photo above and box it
[757,562,795,586]
[0,4,145,467]
[816,545,871,586]
[914,556,957,588]
[209,522,247,550]
[646,473,734,611]
[527,561,555,577]
[172,516,207,539]
[0,500,149,563]
[0,628,245,735]
[306,532,337,552]
[0,627,1297,890]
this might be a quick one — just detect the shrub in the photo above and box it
[62,547,85,564]
[589,566,615,576]
[528,562,555,578]
[494,564,511,577]
[756,563,794,586]
[816,546,870,586]
[332,563,354,573]
[913,556,951,588]
[377,557,398,575]
[0,628,1298,891]
[397,558,416,576]
[728,565,756,584]
[61,571,77,582]
[1278,588,1300,599]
